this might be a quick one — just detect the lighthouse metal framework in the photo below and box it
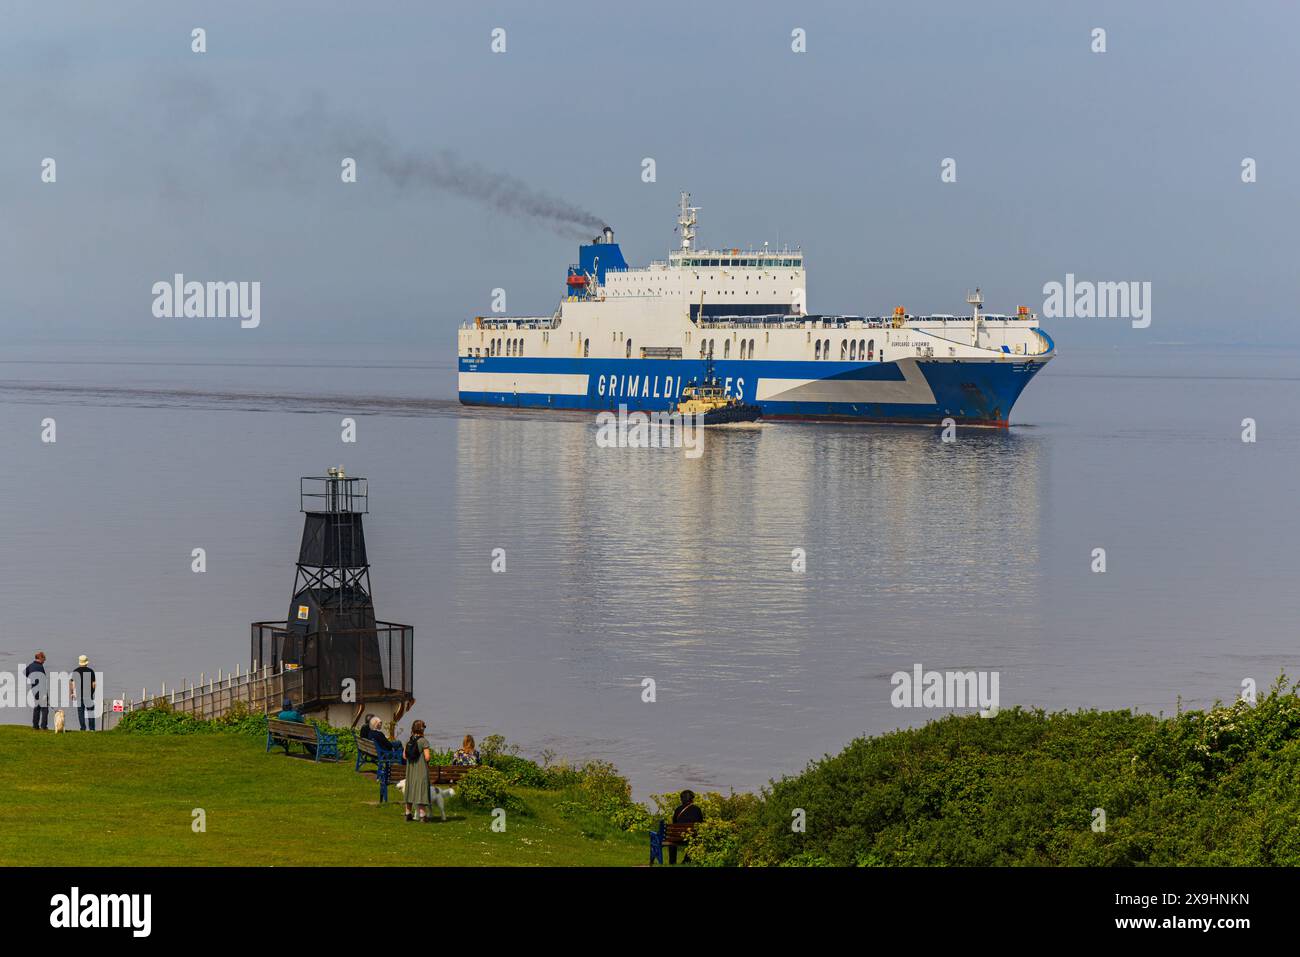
[250,467,413,726]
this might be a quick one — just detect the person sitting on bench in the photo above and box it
[452,733,480,766]
[669,789,704,865]
[362,715,396,750]
[277,697,315,756]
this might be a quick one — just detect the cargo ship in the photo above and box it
[457,193,1053,426]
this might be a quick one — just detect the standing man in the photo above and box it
[70,655,97,732]
[25,651,49,730]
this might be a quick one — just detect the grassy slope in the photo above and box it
[0,727,644,866]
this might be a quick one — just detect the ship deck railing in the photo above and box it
[698,314,1036,329]
[461,316,559,330]
[462,313,1037,332]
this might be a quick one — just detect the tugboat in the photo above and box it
[676,355,762,425]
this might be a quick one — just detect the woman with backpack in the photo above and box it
[403,719,433,822]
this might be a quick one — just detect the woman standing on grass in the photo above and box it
[403,720,433,822]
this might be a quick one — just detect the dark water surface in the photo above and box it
[3,341,1297,797]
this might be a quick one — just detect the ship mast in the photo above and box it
[967,287,983,346]
[677,190,699,251]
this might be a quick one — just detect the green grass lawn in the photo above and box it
[0,727,646,866]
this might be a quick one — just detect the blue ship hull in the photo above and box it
[458,355,1048,426]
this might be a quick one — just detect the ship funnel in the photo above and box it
[602,226,614,244]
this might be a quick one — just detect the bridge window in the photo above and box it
[724,339,731,358]
[868,338,875,360]
[823,339,831,360]
[840,340,848,360]
[815,340,822,360]
[849,341,857,360]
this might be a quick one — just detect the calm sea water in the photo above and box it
[3,340,1298,797]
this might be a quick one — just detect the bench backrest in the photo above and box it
[268,719,318,741]
[384,765,474,785]
[665,822,698,843]
[357,738,378,758]
[430,765,474,785]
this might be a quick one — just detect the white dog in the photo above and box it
[395,779,455,821]
[53,710,65,733]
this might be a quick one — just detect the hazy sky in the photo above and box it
[3,0,1296,347]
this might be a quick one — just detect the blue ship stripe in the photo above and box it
[458,356,1047,424]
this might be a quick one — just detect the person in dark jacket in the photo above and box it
[70,655,97,731]
[669,789,704,865]
[362,715,396,751]
[25,652,48,730]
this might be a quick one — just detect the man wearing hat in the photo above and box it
[70,655,97,732]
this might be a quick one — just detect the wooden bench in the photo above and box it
[378,763,478,803]
[649,820,699,865]
[265,718,340,762]
[354,734,403,773]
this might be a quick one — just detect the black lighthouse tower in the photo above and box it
[252,467,413,726]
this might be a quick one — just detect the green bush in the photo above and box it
[554,761,652,834]
[477,737,579,790]
[488,753,551,789]
[479,734,511,762]
[455,766,526,813]
[114,709,197,734]
[741,676,1300,866]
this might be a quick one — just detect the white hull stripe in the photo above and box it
[458,371,590,396]
[755,358,936,405]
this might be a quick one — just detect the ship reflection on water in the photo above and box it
[451,415,1044,793]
